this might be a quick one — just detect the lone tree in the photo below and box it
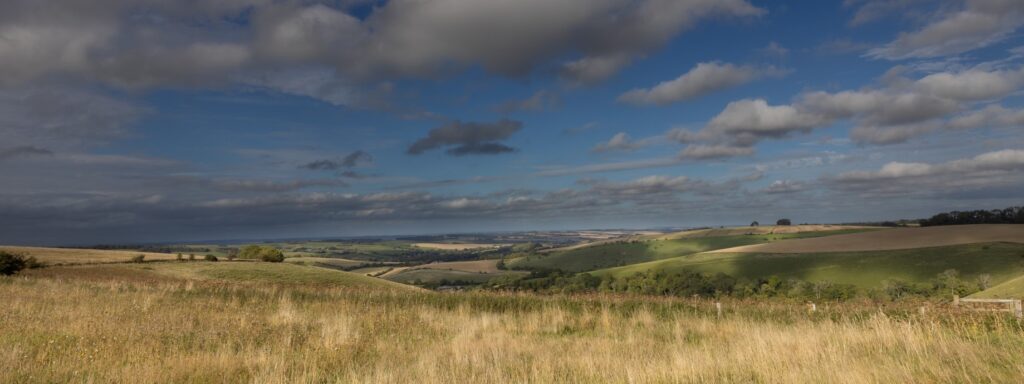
[776,218,792,226]
[750,221,759,227]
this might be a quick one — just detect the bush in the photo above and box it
[188,253,196,261]
[204,254,218,262]
[0,251,39,275]
[176,253,183,261]
[238,245,285,262]
[130,254,145,263]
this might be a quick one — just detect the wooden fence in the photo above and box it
[953,295,1023,318]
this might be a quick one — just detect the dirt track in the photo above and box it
[708,224,1024,254]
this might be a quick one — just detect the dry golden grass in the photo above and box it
[412,242,506,250]
[711,224,1024,253]
[0,245,179,265]
[4,266,1024,383]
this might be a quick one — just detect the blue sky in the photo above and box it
[1,0,1024,244]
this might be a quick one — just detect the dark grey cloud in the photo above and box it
[300,150,373,171]
[0,146,53,161]
[0,0,765,101]
[0,86,145,150]
[494,90,559,113]
[408,119,523,156]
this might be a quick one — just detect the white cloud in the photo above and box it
[618,62,783,105]
[868,0,1024,60]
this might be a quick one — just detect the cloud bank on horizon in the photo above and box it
[1,0,1023,244]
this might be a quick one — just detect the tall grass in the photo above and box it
[2,275,1024,383]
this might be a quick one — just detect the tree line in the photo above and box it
[483,268,987,301]
[920,206,1024,226]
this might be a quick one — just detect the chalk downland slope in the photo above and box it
[510,228,882,273]
[708,224,1024,254]
[0,246,179,265]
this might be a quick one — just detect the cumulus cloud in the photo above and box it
[408,119,523,156]
[868,0,1024,60]
[591,133,651,153]
[832,149,1024,194]
[760,180,805,194]
[618,62,784,105]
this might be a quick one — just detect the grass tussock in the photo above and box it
[3,272,1024,383]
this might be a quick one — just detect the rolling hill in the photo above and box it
[708,224,1024,253]
[508,227,882,273]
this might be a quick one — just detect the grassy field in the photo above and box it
[412,243,507,250]
[4,268,1024,383]
[23,262,416,291]
[509,229,878,273]
[594,242,1024,289]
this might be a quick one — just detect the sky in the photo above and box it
[2,0,1024,245]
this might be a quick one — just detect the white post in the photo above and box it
[716,302,722,318]
[953,295,960,307]
[1015,300,1022,319]
[809,302,816,312]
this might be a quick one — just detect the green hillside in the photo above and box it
[972,274,1024,299]
[591,242,1024,289]
[508,229,876,273]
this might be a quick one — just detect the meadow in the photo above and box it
[4,264,1024,383]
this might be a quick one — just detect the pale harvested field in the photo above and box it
[659,225,878,240]
[378,260,504,278]
[0,246,178,265]
[710,224,1024,254]
[412,242,506,250]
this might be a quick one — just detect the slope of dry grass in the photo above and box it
[0,246,178,265]
[3,269,1024,383]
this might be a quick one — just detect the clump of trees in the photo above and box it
[0,251,41,275]
[776,219,792,226]
[237,245,285,262]
[204,254,219,262]
[130,254,145,263]
[920,206,1024,226]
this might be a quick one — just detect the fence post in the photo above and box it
[716,302,722,318]
[809,302,816,313]
[1015,300,1023,319]
[953,295,960,307]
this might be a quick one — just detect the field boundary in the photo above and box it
[954,295,1023,318]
